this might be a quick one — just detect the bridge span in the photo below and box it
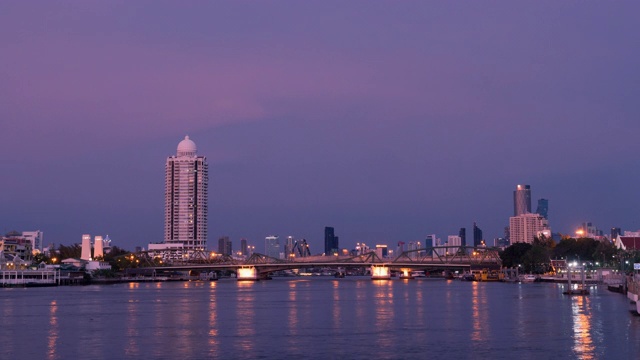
[137,246,502,280]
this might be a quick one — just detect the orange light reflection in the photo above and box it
[47,300,58,360]
[571,296,595,359]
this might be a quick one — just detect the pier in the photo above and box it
[1,270,59,287]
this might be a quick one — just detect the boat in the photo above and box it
[461,273,475,281]
[470,270,483,281]
[480,269,503,282]
[520,274,537,283]
[399,269,414,279]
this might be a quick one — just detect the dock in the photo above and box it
[1,270,59,287]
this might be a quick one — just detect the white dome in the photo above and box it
[177,135,197,156]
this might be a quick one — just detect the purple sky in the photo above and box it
[2,1,640,252]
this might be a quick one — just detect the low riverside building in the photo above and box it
[86,260,111,271]
[61,258,84,268]
[615,235,640,251]
[0,237,33,261]
[0,269,59,287]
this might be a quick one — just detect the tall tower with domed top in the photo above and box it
[164,136,208,251]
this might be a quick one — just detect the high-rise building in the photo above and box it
[285,236,295,257]
[240,238,248,256]
[447,235,462,247]
[375,244,388,258]
[611,228,622,241]
[536,198,549,219]
[265,236,280,259]
[459,228,466,247]
[425,234,437,248]
[22,231,43,253]
[494,238,509,248]
[217,236,231,256]
[513,184,532,216]
[509,213,550,244]
[164,136,208,251]
[324,227,339,255]
[580,222,602,238]
[473,222,483,247]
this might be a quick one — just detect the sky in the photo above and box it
[1,1,640,252]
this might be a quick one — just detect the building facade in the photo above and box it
[473,222,483,247]
[447,235,462,247]
[509,213,550,244]
[513,184,532,216]
[240,238,248,256]
[324,227,339,255]
[459,227,466,247]
[536,198,549,219]
[265,236,280,259]
[164,136,208,251]
[22,231,43,253]
[218,236,232,256]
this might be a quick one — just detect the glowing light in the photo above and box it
[371,265,390,279]
[237,267,257,280]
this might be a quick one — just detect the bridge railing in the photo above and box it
[138,246,502,267]
[393,246,502,266]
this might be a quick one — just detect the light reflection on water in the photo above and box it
[572,296,595,359]
[287,281,299,336]
[125,289,140,358]
[207,282,219,357]
[470,281,488,342]
[235,281,256,353]
[331,280,341,332]
[373,280,394,351]
[0,278,638,360]
[47,300,58,360]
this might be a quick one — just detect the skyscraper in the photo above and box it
[265,236,280,259]
[240,238,248,256]
[611,228,621,241]
[536,198,549,219]
[164,136,208,251]
[459,227,466,247]
[218,236,231,256]
[473,222,483,247]
[513,184,531,216]
[324,226,339,255]
[285,236,295,257]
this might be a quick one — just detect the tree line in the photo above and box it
[34,243,131,270]
[499,236,628,274]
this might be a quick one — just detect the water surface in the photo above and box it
[0,278,637,359]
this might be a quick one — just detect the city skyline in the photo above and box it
[2,2,640,251]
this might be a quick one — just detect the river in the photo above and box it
[0,278,638,359]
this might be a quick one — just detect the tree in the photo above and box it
[32,253,51,264]
[56,244,81,260]
[523,245,552,274]
[593,241,617,267]
[500,243,532,268]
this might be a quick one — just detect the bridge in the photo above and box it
[135,245,502,280]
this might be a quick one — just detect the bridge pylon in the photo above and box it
[371,264,391,280]
[237,266,258,281]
